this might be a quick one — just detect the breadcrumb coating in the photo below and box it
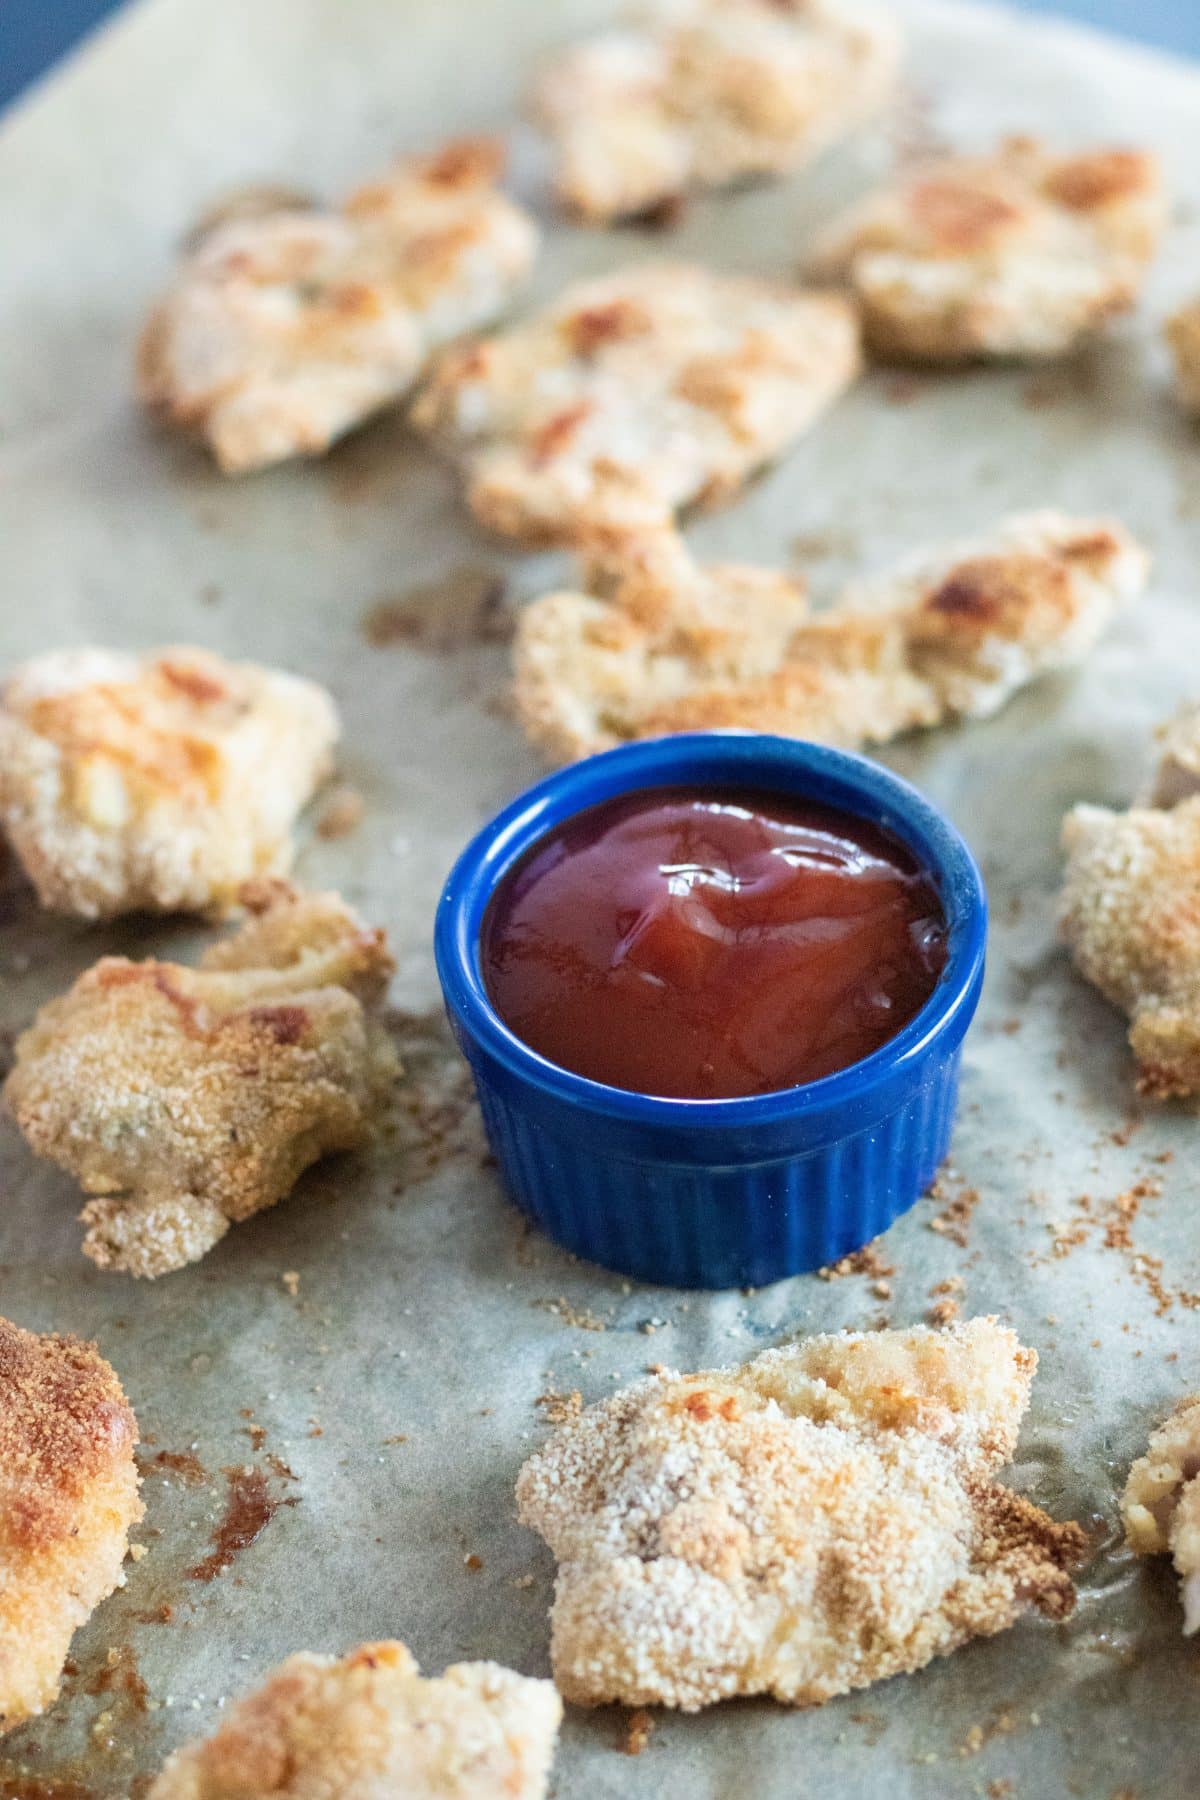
[0,1316,142,1732]
[531,0,899,224]
[148,1640,561,1799]
[517,1318,1085,1710]
[1167,299,1200,416]
[1121,1397,1200,1635]
[0,646,338,919]
[1146,703,1200,809]
[1060,714,1200,1097]
[410,262,860,544]
[809,136,1164,361]
[4,882,397,1277]
[138,137,539,473]
[514,510,1147,762]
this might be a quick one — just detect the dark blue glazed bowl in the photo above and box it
[435,734,986,1290]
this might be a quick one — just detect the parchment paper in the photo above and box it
[2,1,1200,1793]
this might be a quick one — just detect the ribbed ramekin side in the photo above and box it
[468,1045,965,1290]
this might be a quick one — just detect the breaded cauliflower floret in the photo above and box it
[1167,299,1200,416]
[138,138,539,473]
[0,646,338,919]
[0,1316,142,1733]
[531,0,899,225]
[517,1318,1085,1711]
[514,511,1147,763]
[4,883,397,1277]
[809,136,1164,361]
[411,262,860,545]
[1121,1397,1200,1635]
[1060,722,1200,1099]
[148,1640,561,1800]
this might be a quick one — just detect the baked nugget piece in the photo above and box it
[0,646,338,919]
[531,0,899,225]
[515,511,1147,762]
[148,1641,561,1800]
[517,1317,1084,1710]
[1146,702,1200,809]
[411,263,860,544]
[1167,299,1200,416]
[1122,1398,1200,1634]
[1060,739,1200,1098]
[4,883,397,1277]
[138,138,538,473]
[808,136,1164,361]
[0,1317,142,1732]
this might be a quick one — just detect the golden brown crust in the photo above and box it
[516,1318,1085,1710]
[1121,1397,1200,1635]
[148,1640,562,1799]
[513,512,1148,763]
[808,136,1165,362]
[1059,705,1200,1097]
[0,1317,142,1732]
[411,263,861,545]
[138,137,538,473]
[1167,298,1200,416]
[530,0,899,224]
[4,884,398,1277]
[1060,770,1200,1100]
[0,646,339,919]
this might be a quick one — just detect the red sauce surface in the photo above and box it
[482,787,947,1100]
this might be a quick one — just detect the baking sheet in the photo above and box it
[2,0,1200,1793]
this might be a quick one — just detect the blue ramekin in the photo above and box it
[435,733,986,1290]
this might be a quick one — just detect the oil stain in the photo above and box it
[144,1449,207,1486]
[0,1776,98,1798]
[83,1647,148,1715]
[189,1464,297,1583]
[362,568,512,652]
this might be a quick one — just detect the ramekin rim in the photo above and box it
[434,732,987,1128]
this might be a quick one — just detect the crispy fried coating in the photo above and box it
[148,1640,561,1799]
[1121,1397,1200,1635]
[0,646,338,919]
[514,511,1147,763]
[1060,712,1200,1097]
[1167,299,1200,416]
[516,1318,1085,1711]
[138,138,539,473]
[809,136,1164,361]
[531,0,899,224]
[0,1316,142,1732]
[4,883,397,1277]
[1146,702,1200,809]
[410,262,860,544]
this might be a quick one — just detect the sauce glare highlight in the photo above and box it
[482,786,948,1100]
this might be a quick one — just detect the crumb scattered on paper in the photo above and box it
[623,1709,655,1756]
[315,785,365,839]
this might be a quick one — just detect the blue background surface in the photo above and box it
[0,0,1196,113]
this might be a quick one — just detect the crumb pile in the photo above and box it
[4,882,397,1276]
[0,645,338,919]
[148,1640,561,1799]
[138,137,539,472]
[514,510,1147,762]
[0,1316,142,1733]
[517,1318,1085,1709]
